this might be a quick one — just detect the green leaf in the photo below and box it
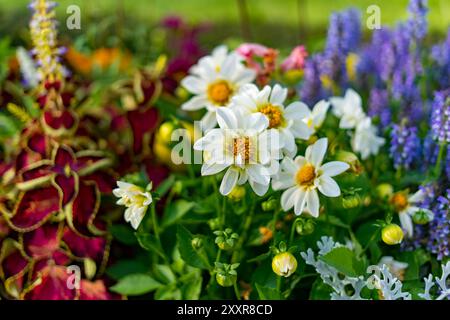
[180,271,203,299]
[106,260,149,280]
[109,224,137,245]
[255,283,281,300]
[155,175,175,197]
[153,264,176,284]
[110,274,162,296]
[319,247,365,277]
[135,232,165,259]
[0,113,19,138]
[309,278,333,300]
[176,225,209,270]
[162,200,195,228]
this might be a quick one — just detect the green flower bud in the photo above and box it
[215,262,239,287]
[342,194,361,209]
[295,218,315,235]
[376,183,394,199]
[272,252,298,277]
[227,185,246,202]
[412,209,434,225]
[381,224,404,245]
[172,180,183,195]
[191,237,203,250]
[214,228,239,251]
[335,150,362,174]
[208,218,221,231]
[261,198,278,211]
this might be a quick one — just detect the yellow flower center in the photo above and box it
[391,193,408,211]
[259,104,284,128]
[207,80,232,105]
[233,137,251,163]
[296,164,316,186]
[64,164,71,177]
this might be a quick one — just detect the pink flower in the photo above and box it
[236,43,278,86]
[281,45,308,72]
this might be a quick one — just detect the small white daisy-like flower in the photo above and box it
[330,88,366,129]
[298,99,330,139]
[181,46,256,130]
[378,256,408,281]
[272,138,349,217]
[391,190,434,238]
[113,181,153,230]
[352,117,385,160]
[193,107,283,196]
[230,84,329,156]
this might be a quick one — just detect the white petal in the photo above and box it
[284,101,311,120]
[408,189,425,204]
[307,138,328,167]
[216,107,238,129]
[281,157,298,174]
[234,69,256,85]
[320,161,349,177]
[246,113,269,132]
[294,189,307,215]
[306,189,320,217]
[269,84,288,105]
[181,76,206,94]
[247,164,270,185]
[220,167,239,195]
[181,95,208,111]
[200,110,218,130]
[399,212,414,238]
[249,179,269,196]
[272,172,295,190]
[201,163,228,175]
[318,176,341,197]
[311,100,330,127]
[281,186,299,211]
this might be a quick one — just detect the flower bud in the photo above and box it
[227,185,246,202]
[412,209,434,225]
[214,229,239,251]
[172,180,183,195]
[381,224,404,245]
[335,150,362,174]
[376,183,394,199]
[342,194,361,209]
[215,262,239,287]
[208,218,221,231]
[175,86,189,101]
[272,252,297,277]
[295,218,315,235]
[261,198,277,211]
[191,237,203,250]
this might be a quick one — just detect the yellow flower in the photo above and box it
[381,224,404,245]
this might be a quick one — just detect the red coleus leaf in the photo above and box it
[145,162,170,187]
[8,186,60,232]
[127,107,159,154]
[22,223,62,260]
[82,171,117,193]
[67,181,101,237]
[20,162,52,181]
[62,227,107,262]
[54,173,78,206]
[80,279,122,300]
[43,109,77,130]
[0,243,29,298]
[27,132,47,156]
[24,264,77,300]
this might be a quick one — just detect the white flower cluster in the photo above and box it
[303,237,450,300]
[330,89,385,160]
[183,46,349,217]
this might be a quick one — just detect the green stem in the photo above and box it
[276,276,282,295]
[289,219,297,245]
[233,282,241,300]
[359,229,379,258]
[434,143,445,177]
[150,202,160,243]
[232,199,256,263]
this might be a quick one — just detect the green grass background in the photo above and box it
[0,0,448,50]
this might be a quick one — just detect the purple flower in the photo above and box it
[389,123,421,170]
[427,190,450,260]
[430,90,450,144]
[299,54,325,105]
[368,88,391,128]
[406,0,428,42]
[431,29,450,89]
[422,133,440,170]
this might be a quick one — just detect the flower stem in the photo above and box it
[150,202,160,243]
[434,143,445,177]
[232,199,256,263]
[276,276,282,294]
[233,282,241,300]
[289,219,297,245]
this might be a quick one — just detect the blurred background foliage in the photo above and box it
[0,0,448,55]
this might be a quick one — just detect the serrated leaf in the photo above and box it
[110,273,162,296]
[162,200,194,228]
[319,247,365,277]
[176,225,209,270]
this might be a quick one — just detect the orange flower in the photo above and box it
[65,47,131,75]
